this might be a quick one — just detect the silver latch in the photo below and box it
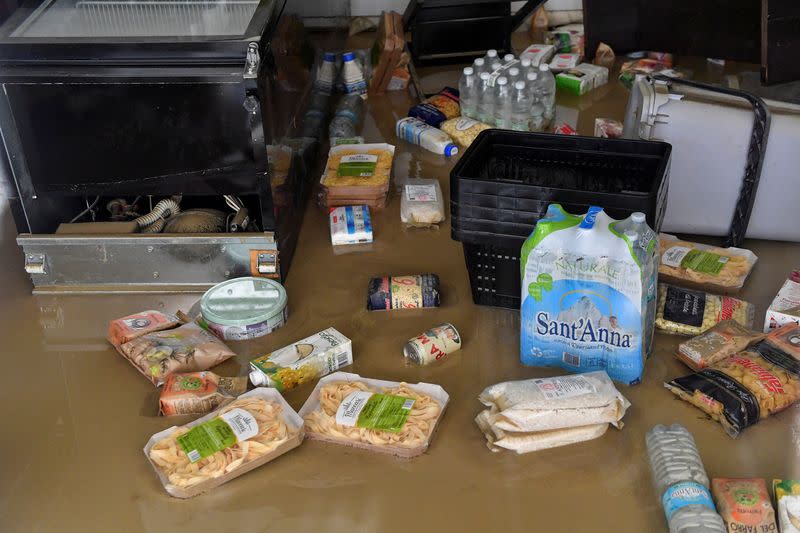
[24,253,46,274]
[244,42,260,79]
[256,252,277,274]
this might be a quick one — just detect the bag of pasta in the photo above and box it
[659,234,757,293]
[655,284,755,336]
[666,323,800,437]
[145,388,303,498]
[298,372,449,458]
[676,320,765,371]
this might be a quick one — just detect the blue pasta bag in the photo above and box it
[520,204,656,385]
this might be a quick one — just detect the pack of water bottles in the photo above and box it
[459,49,556,132]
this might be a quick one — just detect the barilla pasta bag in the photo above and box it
[520,205,657,385]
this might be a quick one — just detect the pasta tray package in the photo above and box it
[159,372,249,416]
[113,320,236,386]
[659,234,758,293]
[676,320,765,371]
[666,323,800,437]
[711,478,777,533]
[298,372,449,458]
[400,178,445,228]
[656,284,755,336]
[144,388,303,498]
[321,143,395,193]
[774,479,800,533]
[520,205,658,386]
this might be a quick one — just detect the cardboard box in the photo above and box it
[765,279,800,332]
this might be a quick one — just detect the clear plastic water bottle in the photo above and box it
[526,71,545,132]
[476,72,494,125]
[506,67,521,85]
[490,60,502,76]
[473,57,486,76]
[520,57,533,78]
[646,424,726,533]
[329,93,364,138]
[459,66,478,119]
[510,81,530,131]
[631,212,659,357]
[538,63,556,127]
[484,49,498,64]
[493,76,511,129]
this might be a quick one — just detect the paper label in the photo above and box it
[662,482,716,520]
[337,154,378,177]
[663,286,706,327]
[455,117,479,131]
[390,276,424,309]
[533,375,596,400]
[681,250,729,275]
[335,391,415,432]
[662,246,691,267]
[405,184,437,202]
[177,408,258,463]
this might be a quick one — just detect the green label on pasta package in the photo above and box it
[680,250,728,275]
[334,391,415,432]
[176,408,259,463]
[337,154,378,177]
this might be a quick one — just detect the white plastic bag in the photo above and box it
[400,178,445,228]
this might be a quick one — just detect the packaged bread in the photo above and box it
[114,321,236,386]
[659,234,757,293]
[775,479,800,533]
[656,284,755,336]
[440,117,491,148]
[159,372,249,416]
[676,320,765,371]
[145,388,303,498]
[321,143,395,189]
[298,372,449,458]
[666,323,800,437]
[107,310,179,346]
[711,478,777,533]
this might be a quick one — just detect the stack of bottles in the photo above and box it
[459,49,556,132]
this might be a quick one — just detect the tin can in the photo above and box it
[200,277,288,341]
[367,273,440,311]
[403,323,461,366]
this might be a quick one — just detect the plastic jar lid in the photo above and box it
[201,277,287,327]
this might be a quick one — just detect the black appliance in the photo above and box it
[0,0,325,290]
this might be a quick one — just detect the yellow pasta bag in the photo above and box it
[655,284,755,336]
[321,143,395,188]
[659,234,757,293]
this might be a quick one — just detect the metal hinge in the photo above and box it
[24,252,46,274]
[244,42,260,79]
[255,252,277,275]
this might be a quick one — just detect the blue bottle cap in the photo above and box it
[444,144,459,157]
[342,52,355,62]
[323,52,336,62]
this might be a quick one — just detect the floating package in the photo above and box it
[520,205,658,385]
[367,273,440,311]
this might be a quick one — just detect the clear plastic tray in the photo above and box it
[144,387,304,498]
[298,372,449,459]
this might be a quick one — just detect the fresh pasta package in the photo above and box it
[144,388,304,498]
[666,323,800,437]
[298,372,449,458]
[655,284,755,336]
[659,234,757,293]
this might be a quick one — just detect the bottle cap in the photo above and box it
[526,71,538,81]
[540,63,550,71]
[463,66,474,75]
[632,212,646,224]
[625,230,638,241]
[487,49,498,58]
[249,370,267,386]
[514,80,526,90]
[504,54,515,62]
[480,72,491,80]
[491,61,502,70]
[323,52,336,62]
[342,51,355,62]
[508,67,519,76]
[496,76,508,85]
[444,144,459,157]
[521,58,531,67]
[474,58,485,66]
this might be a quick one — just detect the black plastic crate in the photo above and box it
[451,130,671,308]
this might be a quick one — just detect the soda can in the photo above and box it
[403,323,462,366]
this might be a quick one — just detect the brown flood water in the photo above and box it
[0,37,797,532]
